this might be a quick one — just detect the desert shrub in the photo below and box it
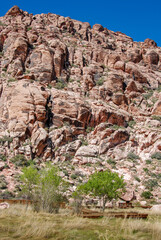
[0,136,13,145]
[143,168,149,173]
[0,190,15,199]
[55,78,67,89]
[152,115,161,122]
[8,78,17,83]
[0,154,7,161]
[80,138,88,146]
[143,90,153,100]
[62,169,69,176]
[71,174,77,179]
[27,27,32,31]
[72,191,83,215]
[86,163,91,167]
[157,84,161,92]
[47,84,52,89]
[146,159,152,164]
[127,152,139,160]
[96,77,104,86]
[3,163,9,169]
[151,152,161,160]
[68,78,74,83]
[107,158,116,168]
[128,120,136,128]
[111,124,122,130]
[10,154,29,167]
[141,191,152,199]
[0,175,7,189]
[86,126,94,133]
[145,179,158,190]
[134,176,141,182]
[62,153,73,160]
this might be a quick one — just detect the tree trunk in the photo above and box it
[102,196,106,212]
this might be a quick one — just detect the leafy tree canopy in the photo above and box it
[77,170,125,211]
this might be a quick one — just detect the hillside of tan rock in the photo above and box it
[0,6,161,202]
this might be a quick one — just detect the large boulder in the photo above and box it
[75,145,99,158]
[99,130,129,154]
[151,205,161,213]
[31,128,48,156]
[144,50,159,65]
[0,202,9,209]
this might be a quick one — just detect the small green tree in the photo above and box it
[20,165,39,209]
[20,165,39,198]
[39,164,67,213]
[77,170,125,212]
[20,164,67,213]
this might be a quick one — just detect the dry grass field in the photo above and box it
[0,205,161,240]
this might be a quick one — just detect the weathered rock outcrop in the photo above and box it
[0,6,161,201]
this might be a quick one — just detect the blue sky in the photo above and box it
[1,0,161,46]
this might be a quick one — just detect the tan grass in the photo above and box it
[0,205,161,240]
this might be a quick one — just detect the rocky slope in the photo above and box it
[0,6,161,202]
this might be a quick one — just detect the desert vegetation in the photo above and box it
[0,205,161,240]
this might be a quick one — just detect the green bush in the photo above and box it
[27,27,32,31]
[0,154,7,161]
[0,175,7,189]
[10,154,29,167]
[143,168,149,173]
[128,120,136,128]
[127,152,139,160]
[81,138,88,146]
[141,191,152,199]
[151,152,161,160]
[0,136,13,144]
[96,78,104,86]
[71,174,77,179]
[107,158,116,168]
[0,190,15,199]
[143,90,153,100]
[134,176,141,182]
[86,126,94,133]
[63,169,69,176]
[146,159,152,164]
[55,79,67,89]
[8,78,17,83]
[152,115,161,122]
[145,179,158,191]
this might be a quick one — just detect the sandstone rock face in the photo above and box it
[0,6,161,201]
[5,6,23,16]
[0,80,48,138]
